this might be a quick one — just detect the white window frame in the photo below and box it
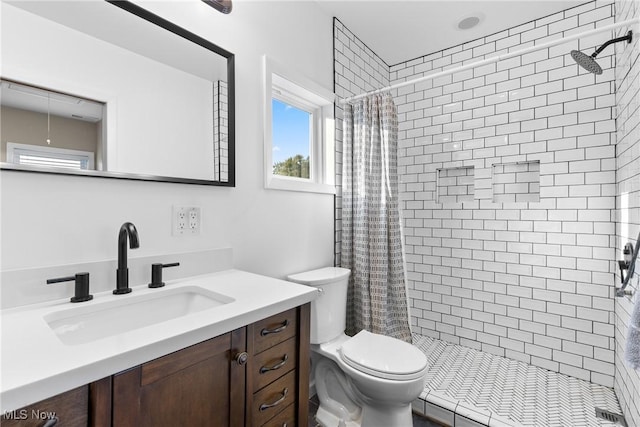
[6,142,95,170]
[263,55,335,194]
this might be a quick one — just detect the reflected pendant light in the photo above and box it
[202,0,232,14]
[46,94,51,145]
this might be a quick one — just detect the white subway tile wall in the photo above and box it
[334,1,621,388]
[392,0,617,388]
[334,18,390,265]
[614,0,640,425]
[213,80,229,182]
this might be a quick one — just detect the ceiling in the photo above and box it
[315,0,590,65]
[1,80,104,123]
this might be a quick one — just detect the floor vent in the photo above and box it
[595,408,627,426]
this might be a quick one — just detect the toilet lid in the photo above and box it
[339,330,428,381]
[287,267,350,286]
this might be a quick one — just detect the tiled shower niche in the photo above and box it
[492,160,540,203]
[437,166,475,204]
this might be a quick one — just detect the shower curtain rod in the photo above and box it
[339,17,640,104]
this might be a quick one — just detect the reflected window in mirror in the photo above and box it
[7,143,94,171]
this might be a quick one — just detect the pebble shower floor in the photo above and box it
[411,334,625,427]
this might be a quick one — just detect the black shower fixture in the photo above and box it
[570,30,633,75]
[202,0,232,14]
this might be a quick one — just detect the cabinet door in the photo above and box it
[0,386,88,427]
[112,328,246,427]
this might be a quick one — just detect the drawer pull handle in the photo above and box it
[261,319,289,336]
[42,418,59,427]
[260,354,288,374]
[259,387,288,411]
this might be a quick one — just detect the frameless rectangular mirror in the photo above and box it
[0,0,235,186]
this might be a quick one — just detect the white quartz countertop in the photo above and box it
[0,269,317,412]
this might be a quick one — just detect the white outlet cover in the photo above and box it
[173,206,201,236]
[187,207,201,234]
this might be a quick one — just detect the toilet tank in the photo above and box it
[287,267,351,344]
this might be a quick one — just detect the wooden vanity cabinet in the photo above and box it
[3,304,310,427]
[102,303,309,427]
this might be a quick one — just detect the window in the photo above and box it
[263,56,335,194]
[6,142,94,170]
[272,98,311,179]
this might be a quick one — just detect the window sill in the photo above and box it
[265,176,335,195]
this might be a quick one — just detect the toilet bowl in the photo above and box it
[288,267,428,427]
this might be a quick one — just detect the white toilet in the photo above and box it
[288,267,428,427]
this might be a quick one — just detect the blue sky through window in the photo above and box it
[272,98,310,165]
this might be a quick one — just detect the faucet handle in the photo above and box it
[148,262,180,288]
[47,272,93,303]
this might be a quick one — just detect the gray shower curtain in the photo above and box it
[341,92,412,343]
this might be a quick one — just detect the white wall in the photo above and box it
[0,1,335,283]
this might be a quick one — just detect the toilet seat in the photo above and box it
[339,330,428,381]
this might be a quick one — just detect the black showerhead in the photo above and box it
[571,30,633,75]
[570,50,603,75]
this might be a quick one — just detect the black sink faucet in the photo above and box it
[114,222,140,294]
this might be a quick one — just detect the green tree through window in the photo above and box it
[273,154,309,178]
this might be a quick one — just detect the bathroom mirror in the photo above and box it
[0,0,235,186]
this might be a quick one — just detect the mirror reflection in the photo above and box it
[0,0,234,185]
[1,79,105,171]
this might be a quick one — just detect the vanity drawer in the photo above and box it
[260,403,296,427]
[252,308,297,354]
[252,370,296,426]
[252,337,297,391]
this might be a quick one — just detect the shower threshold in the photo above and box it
[411,334,624,427]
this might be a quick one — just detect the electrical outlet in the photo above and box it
[188,207,201,233]
[173,206,201,235]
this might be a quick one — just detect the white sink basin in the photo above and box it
[44,286,234,345]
